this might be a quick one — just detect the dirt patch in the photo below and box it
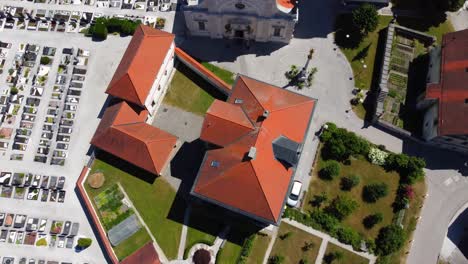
[88,172,105,189]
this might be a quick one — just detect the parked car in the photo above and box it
[287,181,302,207]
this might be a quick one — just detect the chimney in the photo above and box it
[262,110,269,118]
[248,147,257,160]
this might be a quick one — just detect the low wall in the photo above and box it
[76,166,119,264]
[174,47,232,96]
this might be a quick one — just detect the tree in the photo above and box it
[363,212,383,229]
[320,160,341,180]
[40,56,51,65]
[268,255,285,264]
[77,238,92,249]
[362,183,388,203]
[326,195,359,220]
[92,22,108,40]
[352,3,379,34]
[10,87,18,95]
[375,225,406,255]
[310,192,328,208]
[340,174,360,191]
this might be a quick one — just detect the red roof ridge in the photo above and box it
[237,76,268,110]
[270,99,315,113]
[250,161,276,221]
[208,111,255,131]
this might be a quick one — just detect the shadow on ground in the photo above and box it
[448,207,468,259]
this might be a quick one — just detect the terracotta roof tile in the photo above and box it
[106,25,174,107]
[120,242,161,264]
[194,75,316,224]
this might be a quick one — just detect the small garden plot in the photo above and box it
[50,221,63,234]
[1,186,13,198]
[269,223,322,264]
[24,232,37,245]
[36,234,48,246]
[0,128,13,139]
[27,188,40,200]
[14,187,26,199]
[94,184,134,230]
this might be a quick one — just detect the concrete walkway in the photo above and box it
[262,228,278,264]
[283,219,377,264]
[315,239,329,264]
[117,183,168,263]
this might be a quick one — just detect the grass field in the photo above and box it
[201,62,236,85]
[246,234,271,264]
[270,223,322,264]
[163,68,215,116]
[323,242,369,264]
[304,155,399,240]
[86,159,184,260]
[113,229,152,260]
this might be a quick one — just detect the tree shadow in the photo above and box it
[447,207,468,259]
[352,43,371,62]
[334,14,364,50]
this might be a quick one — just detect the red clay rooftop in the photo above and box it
[426,29,468,136]
[91,101,177,175]
[106,25,174,107]
[193,75,316,224]
[120,242,161,264]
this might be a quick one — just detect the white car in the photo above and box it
[287,181,302,207]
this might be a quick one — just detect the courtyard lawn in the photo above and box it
[201,62,236,85]
[304,154,399,240]
[396,17,454,45]
[323,242,369,264]
[245,234,271,264]
[86,159,184,260]
[270,223,322,264]
[163,65,216,116]
[113,229,152,261]
[217,240,243,264]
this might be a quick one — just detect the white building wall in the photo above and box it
[144,42,175,121]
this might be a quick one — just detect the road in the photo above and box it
[0,29,131,263]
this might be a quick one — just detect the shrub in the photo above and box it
[40,56,51,65]
[10,87,19,95]
[320,160,341,180]
[310,209,340,233]
[301,241,315,252]
[279,232,293,240]
[340,174,360,191]
[375,225,406,255]
[77,238,92,249]
[368,147,388,165]
[336,226,361,246]
[385,154,426,184]
[352,3,378,34]
[238,234,255,264]
[320,123,370,161]
[323,251,344,264]
[268,255,285,264]
[363,183,388,203]
[310,192,328,208]
[92,22,108,40]
[326,195,359,220]
[363,212,383,229]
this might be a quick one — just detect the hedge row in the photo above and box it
[237,234,256,264]
[88,17,142,40]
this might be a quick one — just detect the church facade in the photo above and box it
[183,0,298,43]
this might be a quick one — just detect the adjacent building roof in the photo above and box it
[91,101,177,175]
[193,75,316,224]
[426,29,468,136]
[106,25,174,107]
[120,242,161,264]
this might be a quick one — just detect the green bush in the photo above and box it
[340,174,360,191]
[320,160,341,180]
[362,183,388,203]
[375,225,406,255]
[363,212,383,229]
[10,87,19,95]
[92,22,108,40]
[279,232,293,240]
[310,192,328,208]
[40,56,51,65]
[385,153,425,184]
[323,251,344,264]
[336,226,361,246]
[352,3,379,34]
[238,234,255,264]
[326,195,359,220]
[320,123,370,161]
[268,255,285,264]
[77,238,92,249]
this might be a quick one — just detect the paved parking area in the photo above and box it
[0,29,131,263]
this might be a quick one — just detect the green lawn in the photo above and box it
[396,17,454,45]
[246,234,271,264]
[86,159,184,260]
[113,229,152,260]
[216,224,261,264]
[217,240,243,264]
[323,242,369,264]
[304,154,399,240]
[270,223,322,264]
[201,62,236,85]
[163,68,215,116]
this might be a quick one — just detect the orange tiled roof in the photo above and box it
[426,29,468,136]
[194,75,316,224]
[106,25,174,107]
[91,101,177,175]
[120,242,161,264]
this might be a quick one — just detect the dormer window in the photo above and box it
[210,160,220,167]
[234,98,243,104]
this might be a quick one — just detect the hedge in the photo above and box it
[237,234,256,264]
